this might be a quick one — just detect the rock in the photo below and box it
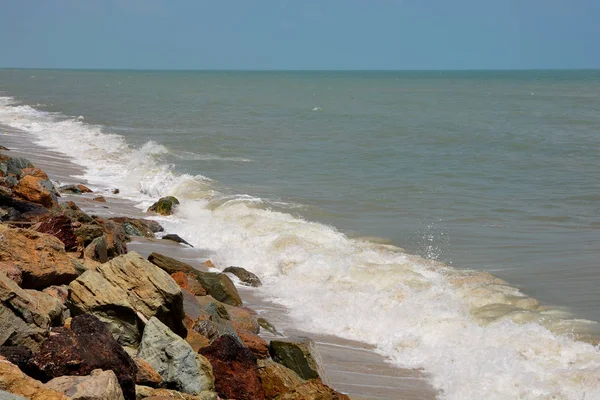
[199,334,265,400]
[69,252,186,346]
[257,358,304,400]
[77,184,93,193]
[161,234,193,247]
[0,346,33,374]
[275,380,351,400]
[110,217,163,238]
[258,317,282,336]
[0,390,28,399]
[0,225,85,289]
[134,358,163,388]
[185,329,210,353]
[42,285,69,303]
[147,253,242,306]
[170,272,207,296]
[147,197,179,216]
[223,266,262,287]
[0,272,54,351]
[0,262,21,286]
[137,317,214,395]
[0,359,68,400]
[229,306,260,334]
[35,214,78,251]
[25,289,66,326]
[45,369,125,400]
[0,145,8,151]
[269,338,328,383]
[112,188,120,194]
[13,175,57,208]
[6,157,34,176]
[92,196,106,202]
[83,236,109,263]
[236,327,269,359]
[0,195,49,221]
[191,319,238,344]
[58,201,94,224]
[19,168,49,180]
[134,386,218,400]
[97,218,128,258]
[58,184,83,195]
[28,314,137,400]
[74,224,104,247]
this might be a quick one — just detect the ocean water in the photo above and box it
[1,69,600,399]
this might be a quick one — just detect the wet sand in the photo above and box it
[1,125,439,400]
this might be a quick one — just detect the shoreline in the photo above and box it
[0,125,438,399]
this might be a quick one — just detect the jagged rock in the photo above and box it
[0,145,9,151]
[6,157,34,176]
[35,214,78,251]
[0,272,56,351]
[112,188,120,194]
[92,196,106,202]
[277,380,351,400]
[58,184,83,195]
[0,359,68,400]
[75,224,104,247]
[229,306,260,334]
[69,252,186,346]
[19,168,49,180]
[77,184,92,193]
[223,266,262,287]
[257,358,304,400]
[28,314,137,400]
[170,272,207,296]
[0,390,28,399]
[13,175,57,208]
[137,317,214,395]
[147,197,179,216]
[258,317,282,336]
[109,217,163,238]
[148,253,242,306]
[58,201,94,224]
[161,234,193,247]
[84,236,108,263]
[0,225,85,289]
[236,327,269,359]
[0,346,33,374]
[45,369,125,400]
[269,338,328,383]
[42,285,69,303]
[134,358,163,388]
[97,218,128,258]
[134,386,218,400]
[25,289,65,326]
[199,334,265,400]
[0,262,21,286]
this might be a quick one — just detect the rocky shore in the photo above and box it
[0,146,352,400]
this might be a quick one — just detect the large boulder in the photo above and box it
[109,217,163,238]
[35,214,79,252]
[28,314,137,400]
[0,262,21,286]
[257,358,304,400]
[0,225,85,289]
[0,359,68,400]
[68,252,186,346]
[137,317,214,395]
[269,338,328,383]
[134,386,217,400]
[134,358,163,388]
[147,196,179,216]
[171,272,207,296]
[275,380,351,400]
[12,175,58,208]
[45,369,125,400]
[0,272,61,351]
[148,253,242,306]
[199,334,265,400]
[223,266,262,287]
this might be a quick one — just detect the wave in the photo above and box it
[1,95,600,399]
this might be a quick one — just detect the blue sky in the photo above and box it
[1,0,599,70]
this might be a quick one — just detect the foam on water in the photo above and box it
[1,96,600,399]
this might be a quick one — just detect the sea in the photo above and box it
[1,69,599,399]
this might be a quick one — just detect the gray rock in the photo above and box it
[137,317,214,395]
[269,337,329,384]
[223,266,262,287]
[161,233,193,247]
[0,391,28,400]
[45,369,125,400]
[6,157,34,176]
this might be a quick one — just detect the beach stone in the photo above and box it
[19,167,49,180]
[0,225,85,289]
[0,271,56,351]
[69,252,186,346]
[110,217,163,238]
[147,196,179,216]
[6,157,34,176]
[235,327,269,359]
[223,266,262,287]
[0,390,28,400]
[84,235,109,263]
[29,314,137,400]
[0,262,21,286]
[75,223,105,247]
[134,358,163,388]
[97,218,128,258]
[170,272,207,296]
[58,201,94,224]
[35,214,78,251]
[58,184,82,195]
[161,234,193,247]
[92,196,106,202]
[229,306,260,334]
[275,380,351,400]
[0,359,68,400]
[45,369,125,400]
[42,285,69,303]
[258,317,281,336]
[13,175,58,208]
[25,289,66,326]
[148,252,194,274]
[269,337,328,383]
[199,334,265,400]
[137,317,214,395]
[257,358,304,400]
[134,386,218,400]
[77,184,93,193]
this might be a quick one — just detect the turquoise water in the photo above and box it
[2,69,600,399]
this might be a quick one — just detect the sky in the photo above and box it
[1,0,599,70]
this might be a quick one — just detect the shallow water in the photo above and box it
[1,69,600,399]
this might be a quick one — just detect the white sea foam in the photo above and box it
[1,96,600,399]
